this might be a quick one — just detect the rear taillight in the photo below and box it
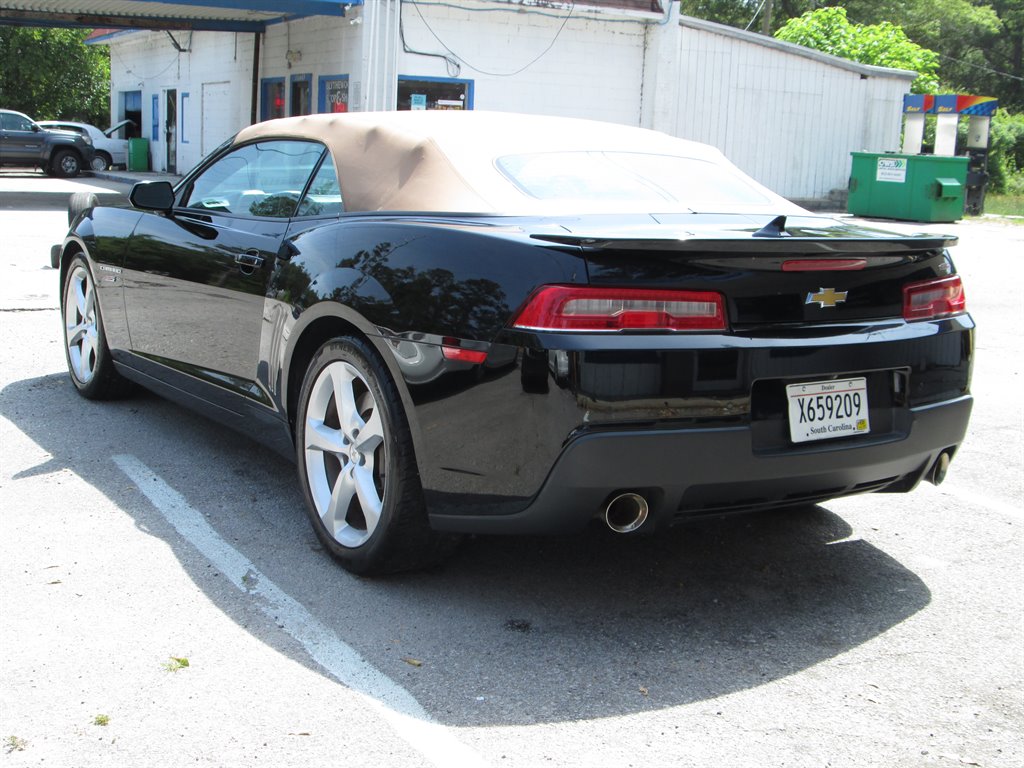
[902,275,966,321]
[511,286,727,332]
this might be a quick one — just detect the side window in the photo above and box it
[2,113,34,132]
[296,157,344,217]
[183,140,325,217]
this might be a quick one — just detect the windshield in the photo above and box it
[495,152,772,210]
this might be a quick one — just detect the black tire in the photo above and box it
[61,255,134,400]
[91,151,111,171]
[295,336,458,575]
[68,192,99,227]
[51,149,82,178]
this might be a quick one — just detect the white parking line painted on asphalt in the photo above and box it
[113,454,490,768]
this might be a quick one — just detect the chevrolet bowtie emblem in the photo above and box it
[806,287,848,308]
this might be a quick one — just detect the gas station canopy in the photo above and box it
[0,0,355,32]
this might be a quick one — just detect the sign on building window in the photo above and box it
[319,75,350,113]
[397,77,473,111]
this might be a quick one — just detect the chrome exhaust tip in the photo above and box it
[928,451,951,486]
[603,492,649,534]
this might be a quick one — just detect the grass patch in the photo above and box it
[5,735,28,753]
[93,714,110,726]
[983,194,1024,216]
[162,656,190,673]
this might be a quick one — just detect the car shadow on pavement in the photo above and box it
[2,371,932,728]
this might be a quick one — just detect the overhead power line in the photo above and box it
[939,52,1024,83]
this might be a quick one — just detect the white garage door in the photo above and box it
[201,81,234,157]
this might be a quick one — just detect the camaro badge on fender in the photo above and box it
[806,287,848,308]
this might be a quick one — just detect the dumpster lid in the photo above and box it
[936,178,963,199]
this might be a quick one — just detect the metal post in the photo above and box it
[250,33,261,125]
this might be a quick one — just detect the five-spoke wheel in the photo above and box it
[64,262,100,386]
[296,336,456,574]
[303,359,388,548]
[60,255,132,400]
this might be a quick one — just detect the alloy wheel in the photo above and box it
[303,360,387,548]
[64,264,98,385]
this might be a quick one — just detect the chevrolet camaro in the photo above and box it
[54,111,974,574]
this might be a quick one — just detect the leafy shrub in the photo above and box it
[987,110,1024,194]
[775,7,940,94]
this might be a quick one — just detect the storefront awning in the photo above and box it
[0,0,355,33]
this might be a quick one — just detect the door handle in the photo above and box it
[235,250,265,269]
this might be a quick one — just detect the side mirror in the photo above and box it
[129,181,175,212]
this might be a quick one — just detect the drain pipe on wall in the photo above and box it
[250,32,262,125]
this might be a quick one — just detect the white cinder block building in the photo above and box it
[95,0,916,203]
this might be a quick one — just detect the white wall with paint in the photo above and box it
[666,17,913,200]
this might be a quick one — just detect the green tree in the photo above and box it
[775,7,940,93]
[0,27,110,125]
[839,0,1020,110]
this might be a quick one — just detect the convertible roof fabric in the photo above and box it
[236,111,797,214]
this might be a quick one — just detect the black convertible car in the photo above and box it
[55,111,973,574]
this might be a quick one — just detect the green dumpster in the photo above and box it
[848,152,968,223]
[127,138,150,171]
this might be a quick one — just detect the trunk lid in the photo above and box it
[530,213,957,328]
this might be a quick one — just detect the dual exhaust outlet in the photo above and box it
[602,449,952,533]
[602,448,953,534]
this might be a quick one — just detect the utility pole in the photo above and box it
[761,0,774,35]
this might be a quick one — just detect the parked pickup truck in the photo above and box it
[0,108,96,178]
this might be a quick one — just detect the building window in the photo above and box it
[261,78,286,121]
[290,73,312,116]
[318,75,350,113]
[121,91,142,139]
[397,77,473,111]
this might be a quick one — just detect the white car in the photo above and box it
[38,120,134,170]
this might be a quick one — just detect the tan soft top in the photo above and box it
[235,111,797,214]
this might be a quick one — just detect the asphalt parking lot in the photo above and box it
[0,173,1021,767]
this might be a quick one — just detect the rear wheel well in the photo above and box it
[286,316,370,436]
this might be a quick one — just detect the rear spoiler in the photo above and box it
[530,234,957,254]
[530,214,957,254]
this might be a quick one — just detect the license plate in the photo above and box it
[785,378,871,443]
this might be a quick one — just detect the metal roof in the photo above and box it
[0,0,352,32]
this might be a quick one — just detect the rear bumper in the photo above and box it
[427,394,972,534]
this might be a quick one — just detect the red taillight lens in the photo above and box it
[512,286,727,332]
[902,275,966,321]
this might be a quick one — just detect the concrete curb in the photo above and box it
[90,169,184,186]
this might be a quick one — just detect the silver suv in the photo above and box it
[0,108,96,178]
